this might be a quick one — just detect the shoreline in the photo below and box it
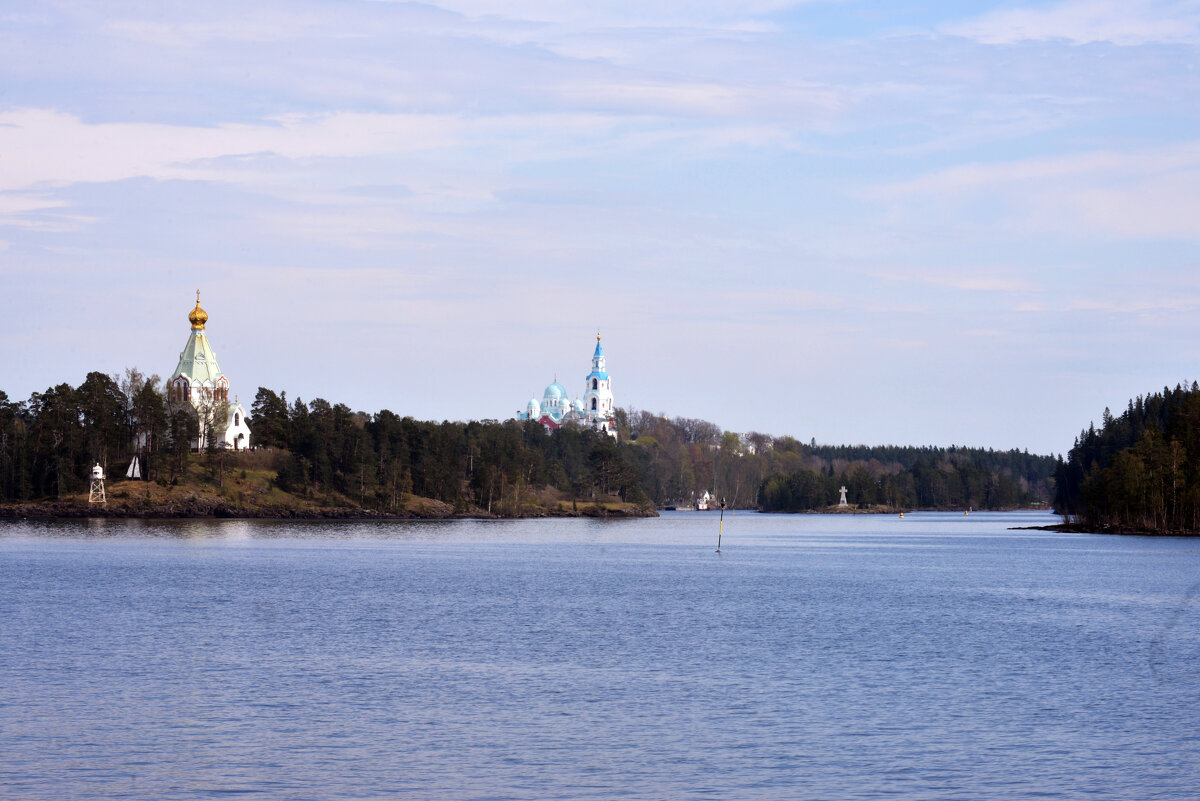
[2,499,1054,523]
[1012,522,1200,537]
[0,500,657,522]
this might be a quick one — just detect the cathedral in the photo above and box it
[168,292,252,450]
[517,334,618,438]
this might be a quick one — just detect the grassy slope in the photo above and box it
[1,452,653,519]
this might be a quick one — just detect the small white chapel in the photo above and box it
[167,291,252,450]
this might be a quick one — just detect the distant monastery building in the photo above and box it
[518,334,618,438]
[168,292,252,450]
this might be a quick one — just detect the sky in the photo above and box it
[2,0,1199,456]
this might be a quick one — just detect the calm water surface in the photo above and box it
[2,511,1199,799]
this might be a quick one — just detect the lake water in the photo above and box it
[2,511,1199,800]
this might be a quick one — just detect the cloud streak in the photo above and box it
[867,141,1200,241]
[944,0,1200,45]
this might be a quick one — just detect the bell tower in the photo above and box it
[582,332,616,437]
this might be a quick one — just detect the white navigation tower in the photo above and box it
[88,463,106,506]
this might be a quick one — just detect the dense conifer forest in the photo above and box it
[0,371,1056,514]
[1055,382,1200,532]
[0,374,646,514]
[756,446,1053,512]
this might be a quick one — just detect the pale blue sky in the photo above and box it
[3,0,1200,454]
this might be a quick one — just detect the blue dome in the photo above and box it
[543,381,567,401]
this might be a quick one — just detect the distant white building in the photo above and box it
[517,334,618,438]
[168,292,252,450]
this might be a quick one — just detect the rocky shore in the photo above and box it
[1012,521,1200,537]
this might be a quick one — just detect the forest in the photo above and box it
[1054,382,1200,532]
[756,446,1053,512]
[621,412,1054,511]
[0,372,646,514]
[0,370,1056,514]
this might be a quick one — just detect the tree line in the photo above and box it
[757,448,1052,512]
[249,388,644,513]
[1055,382,1200,532]
[0,370,202,500]
[0,370,1055,514]
[0,372,645,513]
[620,410,1054,511]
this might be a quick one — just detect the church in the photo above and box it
[168,292,252,450]
[517,334,618,438]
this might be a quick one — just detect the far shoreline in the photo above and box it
[1011,521,1200,537]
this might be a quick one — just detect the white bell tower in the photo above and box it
[582,332,616,437]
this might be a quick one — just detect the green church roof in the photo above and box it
[171,330,225,385]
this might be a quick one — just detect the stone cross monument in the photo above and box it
[838,485,848,507]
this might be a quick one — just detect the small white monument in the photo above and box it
[838,485,848,507]
[88,463,106,506]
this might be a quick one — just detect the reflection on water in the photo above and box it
[6,509,1064,543]
[1,512,1198,800]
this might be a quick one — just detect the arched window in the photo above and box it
[592,378,598,390]
[591,398,598,410]
[235,413,240,427]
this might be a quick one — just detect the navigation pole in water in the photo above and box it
[716,497,727,552]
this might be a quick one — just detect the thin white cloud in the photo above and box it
[870,269,1041,294]
[556,79,844,119]
[1016,295,1200,313]
[416,0,809,26]
[944,0,1200,45]
[0,107,807,230]
[104,17,330,47]
[720,287,931,315]
[0,108,460,191]
[0,192,68,218]
[867,141,1200,241]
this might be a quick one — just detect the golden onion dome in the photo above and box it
[188,290,208,330]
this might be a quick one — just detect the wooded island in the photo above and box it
[0,370,1058,519]
[1055,382,1200,534]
